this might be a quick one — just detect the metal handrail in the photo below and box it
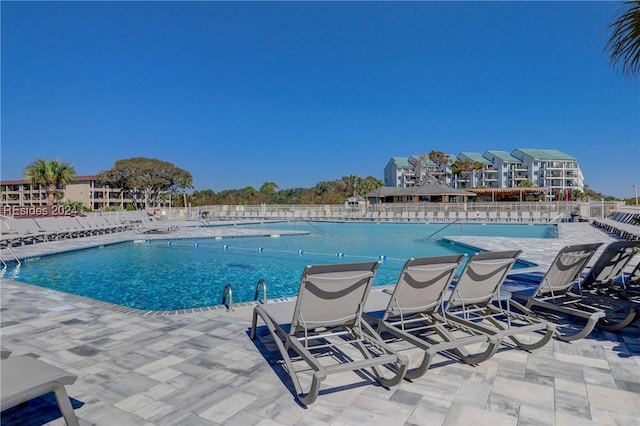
[0,246,21,268]
[221,283,234,311]
[421,219,461,241]
[549,213,565,223]
[254,279,267,304]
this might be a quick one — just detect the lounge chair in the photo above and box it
[509,243,637,341]
[609,262,640,302]
[250,261,408,405]
[581,241,640,290]
[0,355,79,426]
[441,250,555,353]
[134,216,178,234]
[364,255,494,380]
[576,241,640,327]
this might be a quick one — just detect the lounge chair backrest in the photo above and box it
[383,255,465,319]
[446,250,522,309]
[291,261,380,332]
[581,240,640,287]
[535,243,603,297]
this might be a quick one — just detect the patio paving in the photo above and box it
[1,221,638,425]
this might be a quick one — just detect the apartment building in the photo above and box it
[384,148,584,199]
[0,176,133,211]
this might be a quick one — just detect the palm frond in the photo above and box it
[606,1,640,76]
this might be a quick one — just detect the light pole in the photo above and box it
[633,184,638,206]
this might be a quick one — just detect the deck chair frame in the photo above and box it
[441,250,555,355]
[364,255,495,380]
[250,261,408,406]
[0,355,79,426]
[577,240,640,327]
[510,243,637,341]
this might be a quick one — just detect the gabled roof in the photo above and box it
[389,157,411,167]
[409,155,436,166]
[484,151,520,162]
[458,152,490,164]
[512,149,576,161]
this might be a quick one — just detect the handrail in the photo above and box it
[221,283,234,311]
[0,246,21,268]
[421,219,461,241]
[303,221,328,235]
[254,279,267,304]
[549,213,565,223]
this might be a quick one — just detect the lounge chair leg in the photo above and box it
[404,350,436,381]
[297,371,326,406]
[354,323,408,387]
[555,315,600,342]
[433,322,501,365]
[250,309,259,340]
[596,309,638,332]
[52,385,80,426]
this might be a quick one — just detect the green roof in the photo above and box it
[512,149,576,161]
[484,150,520,162]
[458,152,490,164]
[391,157,411,167]
[409,155,436,166]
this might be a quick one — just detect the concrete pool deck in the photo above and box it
[1,221,639,425]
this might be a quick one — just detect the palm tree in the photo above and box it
[607,1,640,76]
[24,159,76,206]
[176,176,194,209]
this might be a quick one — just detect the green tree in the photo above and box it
[24,158,76,206]
[451,159,475,188]
[97,157,192,210]
[358,176,383,195]
[176,175,194,208]
[192,189,218,205]
[607,1,640,76]
[428,150,450,179]
[259,182,278,197]
[518,180,534,187]
[571,189,586,201]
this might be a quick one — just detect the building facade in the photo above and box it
[384,148,584,200]
[0,176,134,211]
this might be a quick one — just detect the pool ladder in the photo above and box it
[0,246,21,270]
[221,279,267,312]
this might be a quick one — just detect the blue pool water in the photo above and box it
[7,222,552,310]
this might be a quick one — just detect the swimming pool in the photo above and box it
[7,222,551,311]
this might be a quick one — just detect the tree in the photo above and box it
[96,157,192,210]
[259,182,278,195]
[518,180,534,188]
[571,189,586,201]
[451,159,474,188]
[428,150,450,179]
[358,176,384,195]
[191,189,217,206]
[24,158,76,206]
[176,175,194,208]
[606,1,640,76]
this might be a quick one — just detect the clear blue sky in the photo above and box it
[2,1,638,198]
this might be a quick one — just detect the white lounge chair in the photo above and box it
[364,255,493,379]
[0,355,79,426]
[509,243,637,341]
[442,250,555,354]
[250,261,408,405]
